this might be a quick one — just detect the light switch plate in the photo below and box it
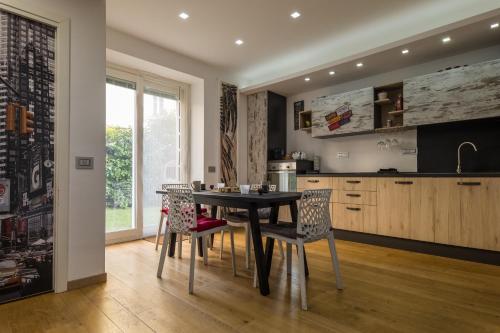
[75,156,94,169]
[401,148,417,155]
[337,152,349,159]
[208,166,216,173]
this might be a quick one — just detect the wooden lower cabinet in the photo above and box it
[449,178,500,251]
[376,178,417,239]
[332,203,377,234]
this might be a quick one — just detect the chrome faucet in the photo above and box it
[457,141,478,174]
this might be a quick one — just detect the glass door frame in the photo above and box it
[105,65,189,244]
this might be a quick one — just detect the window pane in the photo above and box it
[105,81,135,233]
[143,90,180,231]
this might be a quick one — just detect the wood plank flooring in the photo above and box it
[1,230,499,332]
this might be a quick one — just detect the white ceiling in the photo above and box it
[106,0,500,89]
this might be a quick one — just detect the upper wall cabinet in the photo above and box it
[404,59,500,126]
[311,87,374,138]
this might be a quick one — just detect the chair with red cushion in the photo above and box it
[157,188,236,294]
[156,184,208,252]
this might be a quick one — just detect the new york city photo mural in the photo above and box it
[0,9,55,303]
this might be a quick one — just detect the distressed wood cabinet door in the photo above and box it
[311,87,374,138]
[404,59,500,126]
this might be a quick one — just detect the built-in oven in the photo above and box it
[267,160,313,191]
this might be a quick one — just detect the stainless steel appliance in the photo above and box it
[267,160,313,191]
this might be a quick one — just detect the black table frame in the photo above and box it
[156,190,305,296]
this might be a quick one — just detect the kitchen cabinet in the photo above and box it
[404,58,500,127]
[311,87,374,138]
[297,176,332,190]
[448,178,500,251]
[339,177,377,191]
[247,91,287,184]
[377,178,419,239]
[332,203,377,234]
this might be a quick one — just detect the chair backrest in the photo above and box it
[161,183,189,209]
[165,188,196,233]
[297,189,332,241]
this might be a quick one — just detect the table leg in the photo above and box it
[249,204,270,296]
[265,204,279,278]
[290,200,309,276]
[168,233,177,257]
[196,203,205,257]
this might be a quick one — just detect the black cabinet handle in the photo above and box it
[457,181,481,186]
[307,179,320,183]
[346,207,361,211]
[346,193,361,197]
[346,180,361,184]
[395,181,413,185]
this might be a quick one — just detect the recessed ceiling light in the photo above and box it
[179,12,189,20]
[291,11,301,19]
[356,62,363,68]
[235,39,244,46]
[491,22,499,29]
[304,77,310,82]
[401,49,409,54]
[329,71,335,76]
[442,36,451,43]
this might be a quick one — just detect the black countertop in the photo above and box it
[297,172,500,178]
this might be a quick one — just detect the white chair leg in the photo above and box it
[327,231,344,290]
[189,235,197,294]
[178,233,183,258]
[229,229,237,276]
[245,224,251,269]
[297,239,308,310]
[155,215,164,250]
[202,236,208,266]
[220,230,225,259]
[278,240,285,258]
[157,224,170,278]
[286,242,292,275]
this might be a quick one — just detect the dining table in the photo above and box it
[155,189,304,296]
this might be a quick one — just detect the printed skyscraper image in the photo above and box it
[0,9,55,303]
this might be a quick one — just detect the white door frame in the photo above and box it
[0,1,71,293]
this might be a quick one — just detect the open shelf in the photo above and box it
[374,82,404,130]
[299,110,312,131]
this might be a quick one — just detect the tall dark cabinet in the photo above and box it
[267,91,287,160]
[247,90,287,184]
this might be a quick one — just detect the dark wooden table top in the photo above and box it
[156,190,302,208]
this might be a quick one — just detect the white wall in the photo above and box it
[286,45,500,173]
[107,28,241,186]
[21,0,107,281]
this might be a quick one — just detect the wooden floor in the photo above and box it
[1,231,500,333]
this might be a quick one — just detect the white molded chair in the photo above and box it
[157,188,236,294]
[254,189,343,310]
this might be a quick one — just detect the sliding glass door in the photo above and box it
[142,86,182,234]
[105,77,136,236]
[105,67,188,243]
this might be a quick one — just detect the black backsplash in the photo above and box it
[417,117,500,173]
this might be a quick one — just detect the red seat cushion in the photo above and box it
[162,207,207,214]
[190,217,227,232]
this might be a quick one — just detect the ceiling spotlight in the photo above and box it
[329,71,335,75]
[291,11,301,19]
[442,36,451,43]
[235,39,244,46]
[401,49,409,54]
[356,62,363,68]
[304,77,311,82]
[179,12,189,20]
[491,22,499,29]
